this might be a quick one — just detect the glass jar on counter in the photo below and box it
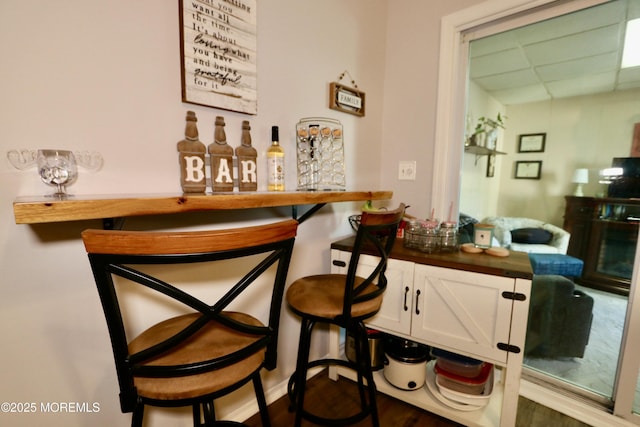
[420,220,440,253]
[403,220,421,249]
[439,221,459,252]
[404,220,439,252]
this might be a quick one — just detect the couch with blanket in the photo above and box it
[480,216,570,254]
[525,275,594,358]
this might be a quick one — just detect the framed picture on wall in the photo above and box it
[518,133,546,153]
[486,154,495,177]
[515,160,542,179]
[179,0,258,114]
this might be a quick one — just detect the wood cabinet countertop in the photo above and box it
[332,236,533,279]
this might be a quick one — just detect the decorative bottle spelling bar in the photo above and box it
[296,117,345,191]
[208,116,234,192]
[177,111,206,193]
[235,120,258,191]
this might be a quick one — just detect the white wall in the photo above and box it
[460,80,506,220]
[0,0,485,425]
[0,1,389,425]
[380,0,485,220]
[459,84,640,226]
[497,88,640,225]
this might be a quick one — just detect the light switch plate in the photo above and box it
[399,161,417,180]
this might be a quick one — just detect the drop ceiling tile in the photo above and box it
[470,31,519,58]
[469,48,529,78]
[618,66,640,83]
[629,0,640,19]
[492,84,550,105]
[616,65,640,90]
[468,0,636,104]
[616,81,640,91]
[513,1,626,45]
[475,68,539,91]
[523,25,621,66]
[546,71,617,98]
[536,52,619,82]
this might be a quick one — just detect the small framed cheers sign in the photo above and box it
[179,0,257,115]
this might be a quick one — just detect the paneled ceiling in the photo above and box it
[469,0,640,105]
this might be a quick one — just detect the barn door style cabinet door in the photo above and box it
[331,251,415,335]
[329,241,532,427]
[411,265,515,364]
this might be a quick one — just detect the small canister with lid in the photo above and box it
[439,221,459,252]
[403,219,421,249]
[420,220,440,253]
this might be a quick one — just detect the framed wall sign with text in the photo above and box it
[515,161,542,179]
[329,82,366,117]
[518,133,546,153]
[179,0,257,115]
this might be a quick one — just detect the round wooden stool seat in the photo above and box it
[130,312,265,402]
[286,274,383,320]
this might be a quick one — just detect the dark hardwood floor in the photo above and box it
[243,371,592,427]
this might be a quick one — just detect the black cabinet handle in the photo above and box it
[415,290,421,315]
[403,286,409,311]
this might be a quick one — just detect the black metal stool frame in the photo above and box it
[82,220,297,427]
[287,205,405,426]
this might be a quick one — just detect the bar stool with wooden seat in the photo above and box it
[286,204,405,427]
[82,220,298,427]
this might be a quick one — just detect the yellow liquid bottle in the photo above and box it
[267,126,285,191]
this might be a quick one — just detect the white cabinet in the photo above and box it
[330,247,532,427]
[331,250,414,334]
[411,265,515,364]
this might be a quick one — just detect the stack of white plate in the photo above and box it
[425,361,493,411]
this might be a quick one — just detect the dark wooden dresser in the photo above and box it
[564,196,639,295]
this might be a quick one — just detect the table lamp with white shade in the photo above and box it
[572,168,589,196]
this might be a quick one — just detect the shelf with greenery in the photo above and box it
[465,145,507,155]
[465,113,506,152]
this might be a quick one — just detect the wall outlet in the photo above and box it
[398,161,417,180]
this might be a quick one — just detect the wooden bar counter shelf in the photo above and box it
[13,191,392,226]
